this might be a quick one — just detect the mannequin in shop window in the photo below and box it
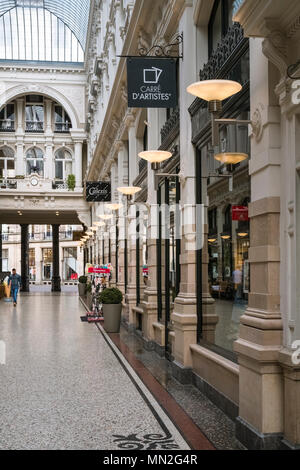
[232,265,243,301]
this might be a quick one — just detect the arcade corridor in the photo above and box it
[0,292,191,450]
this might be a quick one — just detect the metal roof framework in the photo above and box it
[0,0,91,62]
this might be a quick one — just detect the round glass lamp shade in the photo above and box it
[86,231,94,236]
[107,203,123,211]
[186,79,242,101]
[138,150,172,164]
[214,152,248,165]
[93,221,105,227]
[117,186,142,196]
[97,214,113,220]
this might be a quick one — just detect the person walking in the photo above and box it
[8,269,22,307]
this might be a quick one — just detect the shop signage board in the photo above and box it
[232,206,249,221]
[86,182,111,202]
[127,57,177,108]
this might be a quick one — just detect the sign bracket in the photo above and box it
[118,33,183,60]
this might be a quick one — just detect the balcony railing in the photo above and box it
[52,180,68,190]
[160,106,180,148]
[0,119,15,132]
[0,178,17,189]
[25,121,44,132]
[54,122,71,133]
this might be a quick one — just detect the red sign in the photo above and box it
[232,206,249,221]
[88,267,110,274]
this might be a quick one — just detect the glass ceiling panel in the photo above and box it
[0,6,84,62]
[0,0,90,51]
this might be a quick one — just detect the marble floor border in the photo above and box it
[94,321,215,451]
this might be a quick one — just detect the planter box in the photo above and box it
[103,304,122,333]
[78,282,86,297]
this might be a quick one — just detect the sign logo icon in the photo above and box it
[143,67,163,84]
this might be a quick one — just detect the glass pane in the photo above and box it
[65,161,72,177]
[55,160,63,179]
[212,1,222,51]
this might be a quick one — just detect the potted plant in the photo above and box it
[98,287,123,333]
[86,281,93,310]
[78,275,87,296]
[67,174,76,191]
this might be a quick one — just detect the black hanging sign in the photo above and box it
[86,182,111,202]
[127,57,177,108]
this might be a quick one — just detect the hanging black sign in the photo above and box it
[127,57,177,108]
[86,182,111,202]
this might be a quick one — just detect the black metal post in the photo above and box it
[20,224,30,292]
[51,224,61,292]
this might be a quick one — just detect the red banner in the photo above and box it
[232,206,249,221]
[88,267,110,274]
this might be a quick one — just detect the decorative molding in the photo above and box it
[262,29,288,79]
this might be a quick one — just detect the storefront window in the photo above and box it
[42,248,52,280]
[2,249,8,271]
[29,248,36,281]
[157,168,181,358]
[63,247,78,280]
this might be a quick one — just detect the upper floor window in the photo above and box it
[208,0,235,56]
[0,104,15,131]
[25,95,44,132]
[55,149,73,180]
[0,146,15,178]
[26,147,44,176]
[54,106,72,133]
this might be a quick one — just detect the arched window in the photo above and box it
[0,146,15,178]
[54,106,72,132]
[26,148,44,176]
[55,148,73,180]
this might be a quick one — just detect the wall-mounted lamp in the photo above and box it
[138,150,172,170]
[214,152,248,165]
[93,221,105,227]
[187,79,253,152]
[107,203,123,211]
[221,233,231,240]
[98,214,113,221]
[208,237,217,243]
[237,231,249,238]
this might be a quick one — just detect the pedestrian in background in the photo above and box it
[8,269,21,307]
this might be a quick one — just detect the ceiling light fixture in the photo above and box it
[214,152,248,165]
[117,186,142,196]
[106,203,123,211]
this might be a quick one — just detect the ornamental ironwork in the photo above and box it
[199,23,246,82]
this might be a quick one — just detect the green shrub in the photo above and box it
[78,275,87,284]
[86,282,92,293]
[67,174,76,191]
[98,287,123,305]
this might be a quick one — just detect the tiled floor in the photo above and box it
[117,328,245,450]
[0,292,190,450]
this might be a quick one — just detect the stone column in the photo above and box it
[35,245,42,284]
[126,204,138,326]
[116,141,128,297]
[20,224,29,292]
[171,4,199,375]
[74,141,83,188]
[16,98,24,135]
[51,224,61,292]
[44,99,53,135]
[45,142,54,180]
[234,39,283,449]
[16,142,24,177]
[141,107,166,342]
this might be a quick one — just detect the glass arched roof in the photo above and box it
[0,0,91,63]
